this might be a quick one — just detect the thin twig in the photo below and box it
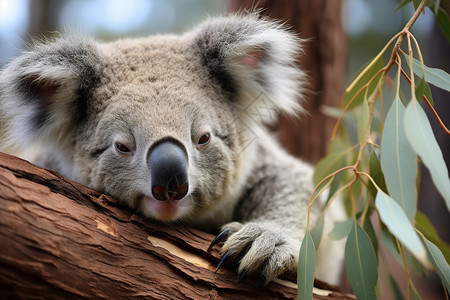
[400,243,411,300]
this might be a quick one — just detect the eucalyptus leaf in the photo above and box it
[408,250,427,276]
[395,0,411,11]
[329,217,353,240]
[430,0,441,16]
[415,77,434,105]
[326,171,344,204]
[369,148,387,196]
[321,105,357,123]
[375,190,427,264]
[389,275,405,300]
[345,56,384,109]
[404,53,450,92]
[363,216,379,257]
[416,211,450,263]
[404,100,450,209]
[297,231,316,300]
[381,227,403,266]
[311,214,324,248]
[345,222,378,300]
[436,7,450,44]
[421,235,450,291]
[358,99,370,143]
[313,141,349,186]
[381,95,418,220]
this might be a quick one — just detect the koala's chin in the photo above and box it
[139,195,193,222]
[0,13,346,286]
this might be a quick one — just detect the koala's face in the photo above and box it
[82,39,241,221]
[0,15,304,223]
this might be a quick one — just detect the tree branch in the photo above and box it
[0,153,354,299]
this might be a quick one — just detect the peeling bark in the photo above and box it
[0,153,354,299]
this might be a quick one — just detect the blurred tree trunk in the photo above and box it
[27,0,62,40]
[230,0,346,163]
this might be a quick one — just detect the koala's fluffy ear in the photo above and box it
[194,14,306,116]
[0,34,101,148]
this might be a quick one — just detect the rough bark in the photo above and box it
[0,153,354,299]
[230,0,346,163]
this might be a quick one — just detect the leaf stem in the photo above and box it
[407,32,425,78]
[407,34,416,101]
[384,0,427,72]
[400,243,411,300]
[354,85,380,169]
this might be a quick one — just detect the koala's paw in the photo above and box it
[208,222,298,286]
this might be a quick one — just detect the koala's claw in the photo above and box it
[256,275,267,289]
[208,228,230,251]
[214,222,297,285]
[215,250,231,273]
[237,269,248,283]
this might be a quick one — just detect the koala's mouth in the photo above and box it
[140,194,191,221]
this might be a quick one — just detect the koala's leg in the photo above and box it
[211,139,327,285]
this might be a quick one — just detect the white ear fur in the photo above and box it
[194,14,306,119]
[0,34,101,150]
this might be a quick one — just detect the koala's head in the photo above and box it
[0,14,304,223]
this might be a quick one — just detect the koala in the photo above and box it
[0,14,344,286]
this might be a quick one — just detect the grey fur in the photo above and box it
[0,14,344,284]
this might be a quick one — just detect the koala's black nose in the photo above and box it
[148,140,189,201]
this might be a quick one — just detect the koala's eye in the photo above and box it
[115,142,131,154]
[197,133,211,147]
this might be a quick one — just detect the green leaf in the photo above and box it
[313,138,350,186]
[381,226,427,276]
[363,216,379,257]
[345,222,378,300]
[395,0,412,11]
[381,227,404,265]
[345,56,384,109]
[404,100,450,210]
[416,212,450,264]
[404,53,450,92]
[375,190,427,264]
[412,0,421,9]
[369,148,387,197]
[326,170,344,204]
[310,176,333,206]
[311,214,324,248]
[436,7,450,44]
[388,275,404,300]
[358,99,370,143]
[329,217,353,240]
[415,77,426,102]
[434,0,441,16]
[408,250,427,276]
[321,105,357,123]
[381,94,418,220]
[415,77,434,105]
[421,235,450,292]
[427,0,441,16]
[297,231,316,300]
